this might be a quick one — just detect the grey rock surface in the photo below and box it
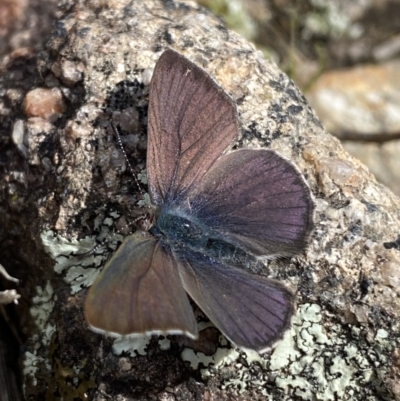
[0,0,399,400]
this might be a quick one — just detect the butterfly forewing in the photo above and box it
[177,250,294,351]
[147,49,238,206]
[85,232,198,337]
[185,149,314,258]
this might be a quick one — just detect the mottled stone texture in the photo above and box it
[0,0,399,400]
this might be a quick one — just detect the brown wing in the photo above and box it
[84,231,198,338]
[177,249,294,352]
[147,49,238,206]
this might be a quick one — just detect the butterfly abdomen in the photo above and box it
[205,237,258,268]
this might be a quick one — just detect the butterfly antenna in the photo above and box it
[110,121,148,204]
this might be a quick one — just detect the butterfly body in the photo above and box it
[84,49,314,352]
[150,205,259,270]
[150,207,209,250]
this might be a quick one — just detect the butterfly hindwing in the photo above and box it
[85,232,198,338]
[177,250,294,351]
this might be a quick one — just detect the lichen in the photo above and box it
[40,222,123,294]
[30,281,55,333]
[112,335,152,357]
[23,282,56,391]
[173,303,394,399]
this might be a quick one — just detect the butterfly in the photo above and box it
[84,49,314,352]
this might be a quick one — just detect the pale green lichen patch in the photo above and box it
[158,337,171,351]
[272,304,366,400]
[64,265,100,294]
[23,350,47,387]
[270,303,323,371]
[40,226,123,294]
[329,353,358,395]
[41,230,100,293]
[137,192,151,208]
[112,335,151,356]
[41,230,96,263]
[182,347,241,371]
[137,169,147,184]
[376,329,389,341]
[24,282,56,390]
[30,281,55,332]
[181,348,215,369]
[269,326,298,371]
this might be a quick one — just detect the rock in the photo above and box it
[343,139,400,197]
[307,60,400,196]
[0,0,399,400]
[307,60,400,138]
[23,87,66,122]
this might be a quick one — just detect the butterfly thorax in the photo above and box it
[150,207,258,268]
[149,207,208,251]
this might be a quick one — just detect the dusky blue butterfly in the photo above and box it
[84,49,314,352]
